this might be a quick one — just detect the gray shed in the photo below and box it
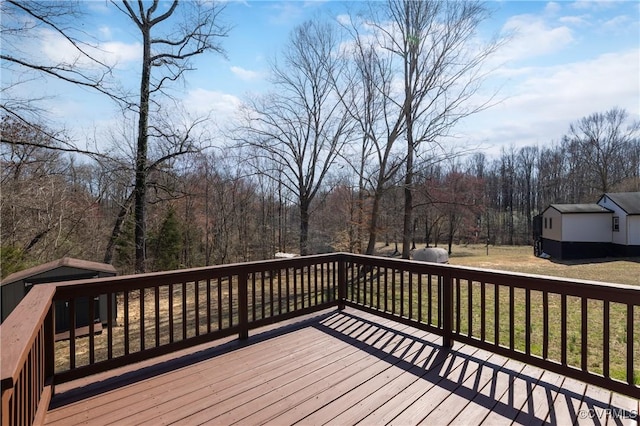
[1,257,117,332]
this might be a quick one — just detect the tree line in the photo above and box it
[1,1,638,277]
[3,106,637,276]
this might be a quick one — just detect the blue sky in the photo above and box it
[4,0,639,156]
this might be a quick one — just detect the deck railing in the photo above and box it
[342,254,639,399]
[1,253,638,425]
[1,285,55,426]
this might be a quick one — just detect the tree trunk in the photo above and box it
[134,22,151,274]
[447,213,455,255]
[401,7,416,260]
[104,192,134,264]
[299,199,310,255]
[402,181,413,258]
[401,103,414,259]
[365,187,384,255]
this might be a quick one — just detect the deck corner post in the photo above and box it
[238,273,249,340]
[442,271,454,348]
[337,256,346,310]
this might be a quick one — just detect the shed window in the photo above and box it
[549,218,552,229]
[613,217,619,232]
[544,217,548,229]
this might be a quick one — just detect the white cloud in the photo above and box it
[601,15,633,33]
[516,49,638,112]
[98,26,112,39]
[100,41,141,66]
[336,14,351,26]
[558,15,591,26]
[461,49,640,150]
[183,88,242,121]
[230,66,261,81]
[571,0,618,11]
[39,28,141,69]
[86,2,110,14]
[544,2,562,15]
[498,14,574,62]
[267,3,304,25]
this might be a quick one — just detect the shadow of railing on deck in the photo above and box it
[48,310,339,409]
[313,311,635,425]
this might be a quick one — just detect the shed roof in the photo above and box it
[547,203,612,214]
[1,257,116,287]
[600,192,640,215]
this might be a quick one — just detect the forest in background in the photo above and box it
[3,107,638,277]
[2,1,639,277]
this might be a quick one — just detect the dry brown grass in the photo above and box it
[447,244,640,286]
[376,243,640,286]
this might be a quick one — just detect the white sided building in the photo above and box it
[598,192,640,254]
[538,192,640,260]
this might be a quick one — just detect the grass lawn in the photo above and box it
[397,244,639,286]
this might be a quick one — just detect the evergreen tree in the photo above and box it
[152,207,182,271]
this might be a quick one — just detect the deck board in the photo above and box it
[311,334,443,425]
[480,363,547,424]
[44,308,638,426]
[417,352,511,425]
[448,357,528,425]
[237,324,430,425]
[362,346,479,425]
[47,328,331,424]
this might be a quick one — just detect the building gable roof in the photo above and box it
[1,257,116,287]
[546,203,612,214]
[599,192,640,215]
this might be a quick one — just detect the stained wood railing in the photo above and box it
[342,254,639,400]
[51,255,339,384]
[1,285,55,426]
[1,253,638,425]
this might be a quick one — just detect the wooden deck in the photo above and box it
[44,308,638,426]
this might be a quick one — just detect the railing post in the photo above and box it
[238,273,249,340]
[442,271,454,348]
[1,387,11,426]
[338,256,346,310]
[44,305,56,395]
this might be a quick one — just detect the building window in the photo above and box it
[549,218,552,229]
[544,217,547,229]
[613,217,619,232]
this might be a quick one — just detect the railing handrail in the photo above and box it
[52,253,340,299]
[0,284,55,391]
[342,253,640,299]
[18,252,635,301]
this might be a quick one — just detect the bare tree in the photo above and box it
[337,14,407,255]
[0,1,121,153]
[566,107,639,194]
[100,108,213,268]
[363,0,501,258]
[114,0,228,272]
[237,19,352,255]
[517,145,538,242]
[0,117,106,267]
